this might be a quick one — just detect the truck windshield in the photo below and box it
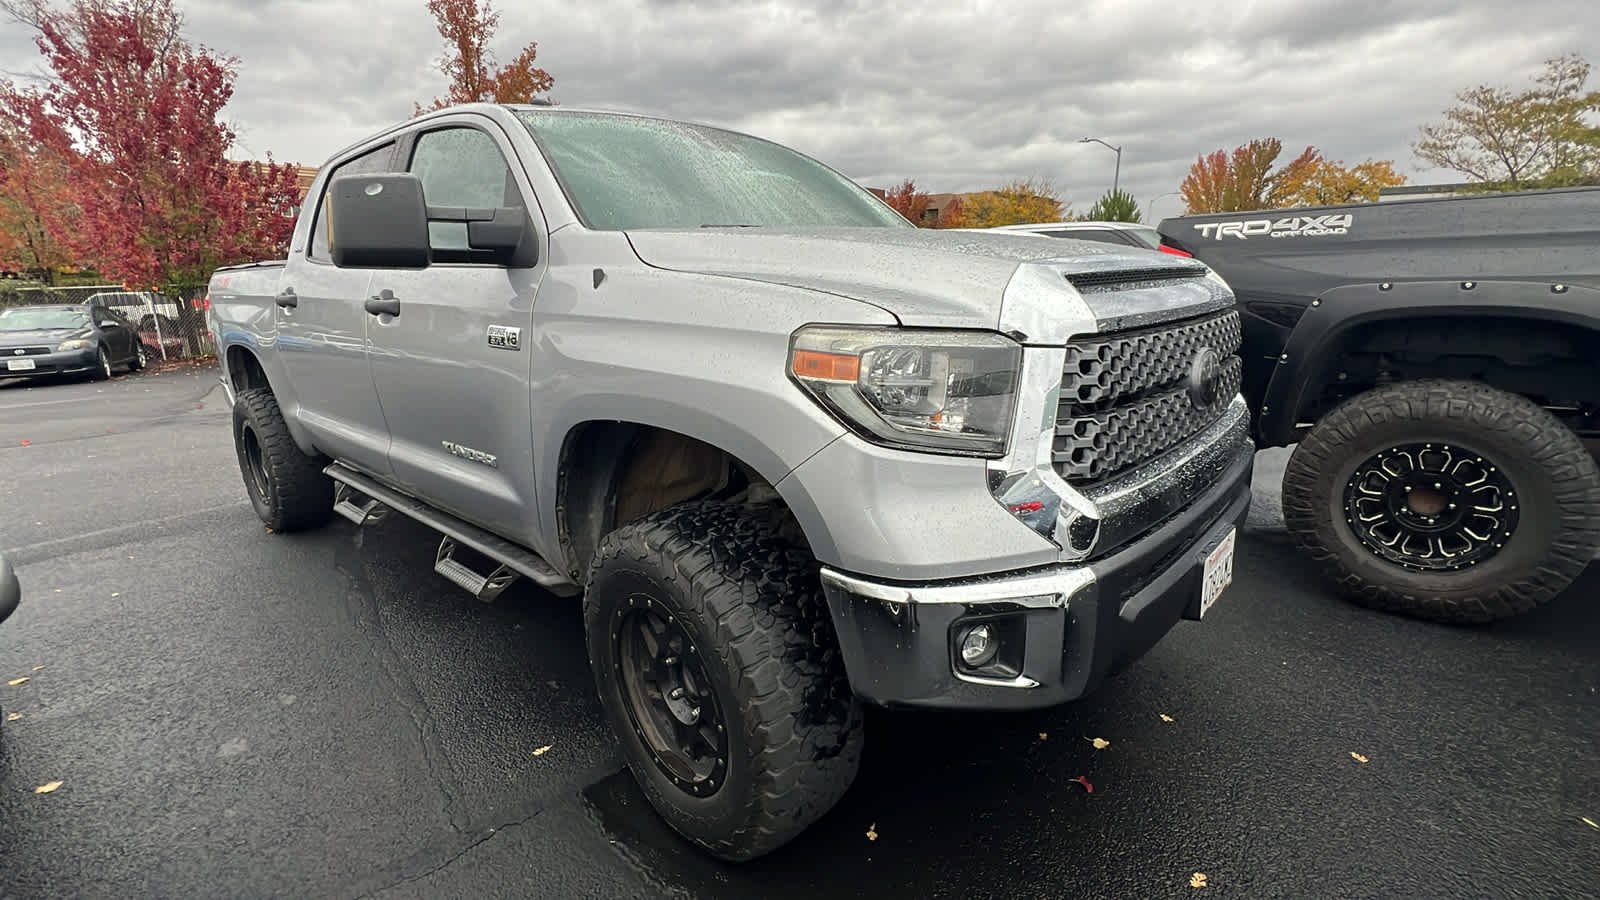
[0,307,89,331]
[516,110,913,231]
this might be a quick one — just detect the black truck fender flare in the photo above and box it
[1256,279,1600,447]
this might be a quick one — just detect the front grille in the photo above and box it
[5,347,51,356]
[1054,309,1243,484]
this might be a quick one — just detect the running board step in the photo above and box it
[333,481,389,526]
[324,462,581,599]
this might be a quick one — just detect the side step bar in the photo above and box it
[324,462,581,601]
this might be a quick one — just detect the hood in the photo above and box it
[622,226,1216,335]
[0,328,88,346]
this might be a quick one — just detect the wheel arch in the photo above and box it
[554,420,825,585]
[1258,279,1600,447]
[221,342,320,458]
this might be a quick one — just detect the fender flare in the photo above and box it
[1256,279,1600,447]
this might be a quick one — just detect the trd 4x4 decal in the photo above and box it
[1194,213,1353,240]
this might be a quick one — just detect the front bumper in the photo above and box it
[0,347,97,378]
[819,435,1254,710]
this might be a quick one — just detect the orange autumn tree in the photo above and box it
[1180,138,1406,213]
[415,0,555,114]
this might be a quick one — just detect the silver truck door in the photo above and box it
[278,140,398,477]
[364,121,542,541]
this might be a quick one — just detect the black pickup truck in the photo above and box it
[1159,187,1600,624]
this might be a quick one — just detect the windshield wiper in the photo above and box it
[698,223,761,228]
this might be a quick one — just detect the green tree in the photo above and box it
[959,177,1064,228]
[1086,187,1141,222]
[1413,53,1600,190]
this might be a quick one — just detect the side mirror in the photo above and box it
[328,172,537,269]
[328,173,432,269]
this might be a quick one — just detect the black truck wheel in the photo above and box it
[584,501,863,861]
[1283,379,1600,623]
[232,388,334,532]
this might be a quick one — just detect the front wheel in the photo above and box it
[1282,379,1600,623]
[584,501,863,861]
[90,345,112,381]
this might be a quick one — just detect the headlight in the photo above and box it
[57,338,92,351]
[789,326,1020,457]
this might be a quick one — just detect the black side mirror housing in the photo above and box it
[327,172,537,269]
[328,173,432,269]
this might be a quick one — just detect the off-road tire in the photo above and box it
[584,500,863,862]
[232,387,334,532]
[1283,378,1600,623]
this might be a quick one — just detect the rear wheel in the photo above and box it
[232,388,334,532]
[584,501,863,861]
[1283,379,1600,623]
[129,342,148,371]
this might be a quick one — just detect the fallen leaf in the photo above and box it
[865,823,878,841]
[1071,776,1094,793]
[111,592,120,598]
[1350,752,1369,764]
[1089,737,1111,750]
[8,677,28,686]
[31,665,45,671]
[1190,872,1208,888]
[19,439,28,446]
[34,781,62,794]
[6,712,20,721]
[1160,714,1175,723]
[532,745,552,756]
[1582,816,1598,830]
[1038,732,1047,741]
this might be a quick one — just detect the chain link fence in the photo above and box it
[0,283,214,362]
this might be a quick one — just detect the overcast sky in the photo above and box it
[4,0,1598,220]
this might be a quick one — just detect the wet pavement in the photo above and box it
[1,366,1596,899]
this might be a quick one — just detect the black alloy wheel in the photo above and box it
[1342,441,1519,571]
[614,598,730,798]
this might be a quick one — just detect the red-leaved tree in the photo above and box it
[415,0,555,114]
[0,129,77,283]
[0,0,301,289]
[881,179,932,225]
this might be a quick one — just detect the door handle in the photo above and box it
[275,288,298,308]
[365,289,400,317]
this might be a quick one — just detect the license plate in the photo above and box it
[6,358,36,371]
[1199,526,1236,618]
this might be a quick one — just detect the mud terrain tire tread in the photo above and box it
[1282,378,1600,624]
[584,500,863,862]
[232,387,334,532]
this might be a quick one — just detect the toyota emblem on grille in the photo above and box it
[1186,348,1223,408]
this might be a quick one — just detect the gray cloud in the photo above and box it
[4,0,1598,219]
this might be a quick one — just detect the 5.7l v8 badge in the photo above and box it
[487,324,522,351]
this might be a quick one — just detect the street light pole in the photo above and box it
[1078,137,1122,195]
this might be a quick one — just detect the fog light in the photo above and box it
[958,624,998,668]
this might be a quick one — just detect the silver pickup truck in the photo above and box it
[206,103,1255,861]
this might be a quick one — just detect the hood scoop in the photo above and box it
[1064,262,1208,293]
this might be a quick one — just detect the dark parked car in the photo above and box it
[0,301,149,381]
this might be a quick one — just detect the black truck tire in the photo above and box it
[584,500,863,862]
[232,388,334,532]
[1283,378,1600,624]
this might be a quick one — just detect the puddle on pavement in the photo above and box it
[582,706,1104,899]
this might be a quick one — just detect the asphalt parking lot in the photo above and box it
[1,366,1596,899]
